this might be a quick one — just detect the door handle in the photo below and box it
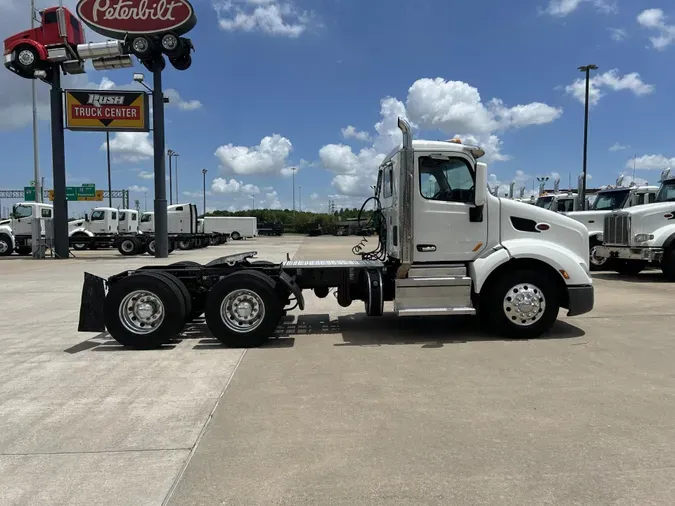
[417,244,437,252]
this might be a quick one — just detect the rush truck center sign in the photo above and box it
[65,90,150,132]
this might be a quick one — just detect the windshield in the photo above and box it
[535,196,554,209]
[13,205,33,218]
[141,214,152,223]
[591,190,630,210]
[656,180,675,202]
[90,210,105,221]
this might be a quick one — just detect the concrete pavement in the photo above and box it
[2,235,675,505]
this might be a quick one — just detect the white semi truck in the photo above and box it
[77,118,594,349]
[202,216,257,240]
[138,204,227,249]
[0,202,53,256]
[565,180,659,270]
[595,168,675,277]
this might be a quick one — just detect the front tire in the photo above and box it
[661,248,675,280]
[589,239,608,271]
[71,233,89,251]
[14,45,40,74]
[103,272,186,349]
[482,268,560,339]
[0,234,13,256]
[205,270,282,348]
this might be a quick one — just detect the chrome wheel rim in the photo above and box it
[589,246,607,266]
[121,240,134,253]
[119,290,165,335]
[503,283,546,327]
[0,239,8,254]
[18,49,35,66]
[162,34,178,51]
[220,289,265,333]
[132,38,148,53]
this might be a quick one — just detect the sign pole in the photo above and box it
[106,131,113,207]
[152,58,168,258]
[30,0,43,258]
[51,65,69,259]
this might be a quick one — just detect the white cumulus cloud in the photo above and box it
[609,142,629,152]
[542,0,616,17]
[128,185,148,193]
[341,125,372,142]
[103,132,153,162]
[213,0,314,38]
[211,178,261,194]
[564,69,654,106]
[627,154,675,170]
[215,134,293,176]
[164,89,203,111]
[637,8,675,50]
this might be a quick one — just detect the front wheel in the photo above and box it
[0,234,13,256]
[614,260,647,276]
[204,271,283,348]
[589,240,609,271]
[14,45,40,74]
[481,269,560,339]
[661,248,675,280]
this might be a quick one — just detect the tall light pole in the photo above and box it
[298,186,302,212]
[144,191,147,211]
[290,167,297,212]
[250,195,255,210]
[173,152,180,202]
[201,169,207,216]
[167,149,174,205]
[106,131,113,207]
[578,64,597,211]
[30,0,43,258]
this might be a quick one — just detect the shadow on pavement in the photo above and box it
[65,312,584,354]
[593,272,668,284]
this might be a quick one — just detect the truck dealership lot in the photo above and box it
[1,236,674,505]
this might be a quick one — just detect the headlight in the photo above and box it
[634,234,654,242]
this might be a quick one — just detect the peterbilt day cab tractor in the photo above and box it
[0,202,53,256]
[77,118,594,350]
[596,169,675,278]
[565,181,659,271]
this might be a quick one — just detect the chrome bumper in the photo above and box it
[595,245,663,262]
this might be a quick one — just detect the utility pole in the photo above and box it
[201,168,207,216]
[291,167,297,213]
[578,64,597,211]
[250,195,255,210]
[298,186,302,212]
[106,131,112,207]
[30,0,43,258]
[167,149,173,205]
[174,153,179,202]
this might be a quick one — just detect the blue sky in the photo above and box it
[1,0,675,216]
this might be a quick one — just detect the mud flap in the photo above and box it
[278,271,305,310]
[78,272,107,332]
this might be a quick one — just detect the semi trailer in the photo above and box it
[77,118,594,350]
[202,216,257,241]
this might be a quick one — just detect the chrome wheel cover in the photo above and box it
[18,49,35,66]
[220,289,265,333]
[589,246,607,266]
[119,290,165,335]
[503,283,546,327]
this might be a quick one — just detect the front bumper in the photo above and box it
[567,285,594,317]
[595,245,663,262]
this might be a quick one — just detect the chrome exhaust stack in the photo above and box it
[397,117,414,279]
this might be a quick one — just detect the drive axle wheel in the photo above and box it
[0,234,12,256]
[482,268,559,339]
[589,239,608,271]
[118,238,139,256]
[103,272,186,349]
[205,271,282,348]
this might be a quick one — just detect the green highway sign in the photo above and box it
[24,186,35,201]
[48,185,101,202]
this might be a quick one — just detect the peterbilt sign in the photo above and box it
[76,0,197,39]
[65,90,149,132]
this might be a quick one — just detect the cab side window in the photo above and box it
[419,156,474,203]
[41,208,52,218]
[561,200,575,212]
[111,211,117,220]
[383,167,393,198]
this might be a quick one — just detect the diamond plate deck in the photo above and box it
[281,259,385,268]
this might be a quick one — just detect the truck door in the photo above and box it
[12,204,34,235]
[89,210,106,234]
[413,154,487,262]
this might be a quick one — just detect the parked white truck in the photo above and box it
[202,216,257,240]
[0,202,53,256]
[565,179,659,270]
[78,118,594,350]
[138,204,227,249]
[595,168,675,277]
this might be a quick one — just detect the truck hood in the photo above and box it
[611,202,675,241]
[500,198,589,261]
[564,210,608,234]
[4,31,36,51]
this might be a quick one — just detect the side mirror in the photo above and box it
[84,214,89,222]
[474,162,487,207]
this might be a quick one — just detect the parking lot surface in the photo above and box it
[1,236,674,505]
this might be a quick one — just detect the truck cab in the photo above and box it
[3,6,86,80]
[118,209,139,234]
[566,183,659,270]
[69,207,119,250]
[0,202,53,256]
[596,169,675,278]
[375,119,592,335]
[168,204,199,234]
[139,212,154,233]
